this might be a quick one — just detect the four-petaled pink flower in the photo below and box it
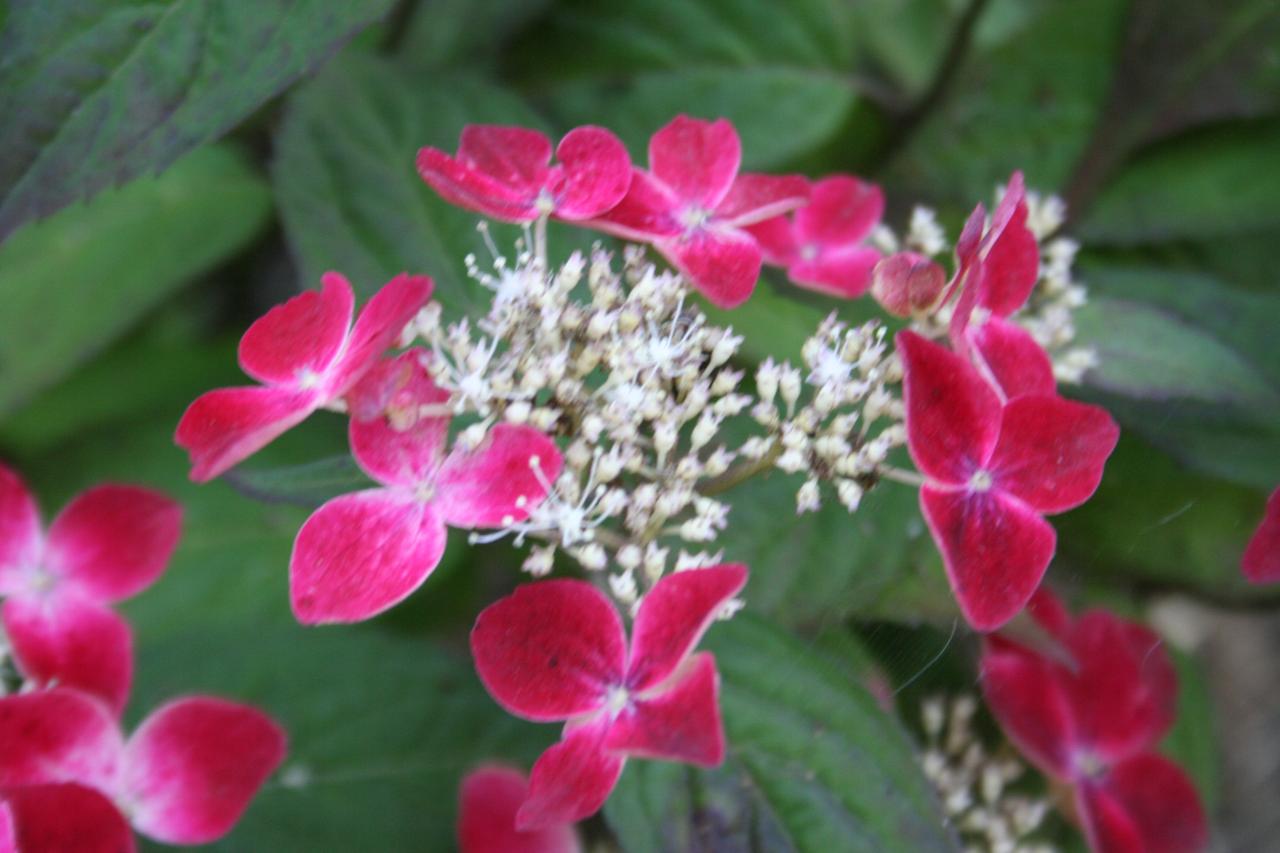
[0,687,285,850]
[470,564,747,828]
[289,350,563,624]
[897,331,1118,630]
[585,115,809,308]
[417,125,632,223]
[176,271,434,482]
[981,591,1207,853]
[746,174,885,298]
[0,466,181,714]
[1243,485,1280,583]
[458,765,580,853]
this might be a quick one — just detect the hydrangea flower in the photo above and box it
[746,175,884,298]
[0,466,181,714]
[289,350,563,624]
[981,591,1207,853]
[176,271,433,482]
[870,251,946,318]
[458,765,579,853]
[1243,485,1280,583]
[586,115,808,308]
[897,331,1118,630]
[0,687,285,849]
[470,564,747,828]
[417,125,632,223]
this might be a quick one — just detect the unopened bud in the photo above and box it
[870,252,947,317]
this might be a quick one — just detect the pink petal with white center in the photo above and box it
[606,653,725,766]
[794,175,883,246]
[551,126,633,221]
[237,274,353,385]
[471,580,626,722]
[348,351,452,488]
[988,395,1119,514]
[0,466,41,594]
[2,784,135,853]
[435,424,563,528]
[417,147,542,222]
[517,723,624,830]
[648,116,741,209]
[656,227,762,309]
[458,765,581,853]
[870,253,947,318]
[124,697,285,845]
[744,215,798,266]
[920,486,1056,632]
[4,596,133,715]
[289,490,447,624]
[626,564,746,691]
[715,173,810,227]
[1078,753,1208,853]
[788,245,882,299]
[979,640,1075,778]
[897,331,1003,485]
[0,688,123,790]
[44,486,181,603]
[174,386,320,483]
[968,318,1055,400]
[328,273,434,396]
[1243,486,1280,583]
[585,170,683,242]
[459,125,553,192]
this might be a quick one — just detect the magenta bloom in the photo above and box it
[176,271,434,482]
[982,592,1208,853]
[458,765,580,853]
[417,124,632,223]
[746,174,884,298]
[0,687,285,849]
[897,332,1119,630]
[470,564,747,828]
[289,351,562,624]
[1243,486,1280,583]
[585,115,809,308]
[0,467,181,714]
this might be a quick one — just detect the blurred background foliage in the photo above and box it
[1,0,1277,849]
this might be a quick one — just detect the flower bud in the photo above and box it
[870,252,946,317]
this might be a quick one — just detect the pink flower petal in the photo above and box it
[417,147,541,222]
[606,652,725,766]
[0,688,123,790]
[1078,753,1208,853]
[0,465,42,595]
[920,486,1056,632]
[3,596,133,716]
[290,490,446,624]
[626,564,747,691]
[1243,486,1280,583]
[968,318,1055,400]
[175,386,320,483]
[459,125,554,194]
[435,424,563,528]
[584,169,682,242]
[788,245,882,299]
[458,765,580,853]
[551,126,633,221]
[124,697,286,845]
[978,174,1039,318]
[0,801,11,853]
[517,724,624,830]
[743,215,798,266]
[656,226,761,309]
[793,175,883,247]
[2,784,135,853]
[328,273,434,396]
[897,331,1003,485]
[471,580,626,722]
[988,395,1119,514]
[979,639,1075,778]
[1026,587,1072,639]
[647,116,740,209]
[45,486,181,603]
[348,351,451,488]
[715,173,810,227]
[870,252,946,318]
[237,273,354,385]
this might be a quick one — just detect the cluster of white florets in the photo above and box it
[1018,191,1096,384]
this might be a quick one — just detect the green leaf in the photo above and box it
[0,145,271,415]
[396,0,554,70]
[0,0,394,238]
[223,455,375,508]
[606,616,954,852]
[1161,650,1219,812]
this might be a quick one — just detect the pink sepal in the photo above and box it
[517,724,624,831]
[0,689,123,791]
[605,653,724,766]
[435,424,563,528]
[1077,754,1208,853]
[1,784,136,853]
[458,765,580,853]
[627,564,746,690]
[1243,486,1280,583]
[0,466,41,591]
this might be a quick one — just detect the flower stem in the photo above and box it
[697,441,783,496]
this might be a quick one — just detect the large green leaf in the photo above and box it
[0,0,393,239]
[606,615,954,852]
[1162,650,1219,812]
[0,145,271,415]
